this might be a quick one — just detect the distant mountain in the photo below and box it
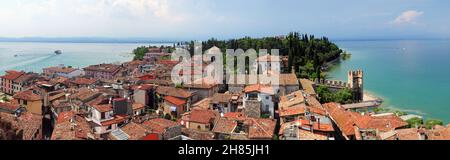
[0,37,178,43]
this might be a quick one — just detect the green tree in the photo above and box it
[334,88,353,104]
[406,117,424,128]
[164,114,172,120]
[425,119,444,129]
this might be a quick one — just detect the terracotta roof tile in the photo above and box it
[426,126,450,140]
[157,86,193,99]
[92,104,112,113]
[186,109,218,124]
[13,90,42,101]
[210,93,232,104]
[120,122,150,140]
[279,104,307,117]
[0,70,25,80]
[72,78,97,85]
[0,112,42,140]
[0,102,20,112]
[164,96,186,106]
[212,118,237,134]
[83,63,121,73]
[223,112,247,121]
[51,111,91,140]
[246,118,276,139]
[244,84,275,95]
[395,128,422,140]
[142,118,179,134]
[324,103,408,137]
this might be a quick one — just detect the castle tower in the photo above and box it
[348,70,363,102]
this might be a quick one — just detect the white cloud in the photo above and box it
[392,10,424,25]
[0,0,197,37]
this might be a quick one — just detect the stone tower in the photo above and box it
[348,70,363,102]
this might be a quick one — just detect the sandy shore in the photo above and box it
[363,92,382,101]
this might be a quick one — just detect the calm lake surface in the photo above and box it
[1,41,449,123]
[329,40,450,123]
[0,42,171,75]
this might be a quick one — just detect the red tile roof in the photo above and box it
[51,111,91,140]
[0,112,42,140]
[246,118,276,139]
[72,78,97,85]
[426,126,450,140]
[83,63,121,73]
[212,118,237,134]
[120,122,150,140]
[13,90,42,101]
[223,112,247,121]
[309,107,327,116]
[164,96,186,106]
[43,66,77,74]
[0,70,25,80]
[187,109,217,124]
[244,84,275,95]
[324,103,408,137]
[157,86,193,99]
[92,104,113,113]
[142,118,179,134]
[0,102,20,112]
[279,104,306,117]
[101,115,128,126]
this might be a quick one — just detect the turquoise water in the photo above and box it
[328,40,450,123]
[0,42,169,75]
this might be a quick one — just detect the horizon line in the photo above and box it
[0,36,448,43]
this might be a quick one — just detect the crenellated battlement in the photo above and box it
[315,79,351,89]
[348,70,363,78]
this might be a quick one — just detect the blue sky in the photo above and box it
[0,0,449,40]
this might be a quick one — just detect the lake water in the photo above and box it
[1,41,449,123]
[0,42,171,75]
[329,40,450,123]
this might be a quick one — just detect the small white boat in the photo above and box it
[54,50,62,55]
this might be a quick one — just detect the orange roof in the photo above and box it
[142,118,179,134]
[56,111,76,123]
[246,118,276,139]
[157,86,193,99]
[311,122,335,132]
[223,112,247,121]
[13,90,42,101]
[44,66,77,73]
[309,107,327,116]
[0,70,25,80]
[279,104,306,117]
[244,84,275,95]
[72,78,97,85]
[120,122,150,140]
[212,118,237,134]
[0,102,20,112]
[92,104,113,112]
[101,115,128,126]
[187,110,217,124]
[324,103,408,136]
[164,96,186,106]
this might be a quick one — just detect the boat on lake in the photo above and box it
[54,50,62,55]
